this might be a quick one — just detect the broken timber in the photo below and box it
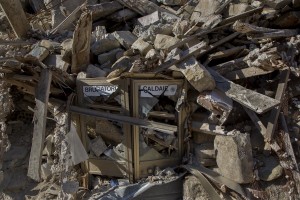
[155,32,239,73]
[0,0,30,38]
[71,11,92,73]
[27,69,52,181]
[207,68,280,114]
[69,105,177,134]
[265,68,290,142]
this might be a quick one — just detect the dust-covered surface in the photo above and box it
[1,0,300,199]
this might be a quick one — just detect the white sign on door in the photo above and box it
[83,85,118,96]
[140,85,178,97]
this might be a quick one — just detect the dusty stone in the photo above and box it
[95,120,123,145]
[176,56,216,93]
[97,48,124,65]
[183,175,211,200]
[257,155,283,181]
[111,56,132,70]
[214,131,254,183]
[137,11,161,27]
[43,55,69,71]
[91,34,121,55]
[61,38,73,64]
[154,34,180,50]
[112,31,138,49]
[132,38,153,56]
[90,136,107,157]
[190,0,221,24]
[86,64,107,78]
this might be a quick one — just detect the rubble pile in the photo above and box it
[1,0,300,199]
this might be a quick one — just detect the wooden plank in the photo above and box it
[219,6,263,25]
[0,0,30,38]
[27,69,52,181]
[265,69,290,142]
[50,5,82,35]
[155,32,239,73]
[71,11,92,73]
[207,68,280,114]
[279,113,300,198]
[69,105,177,134]
[224,67,274,80]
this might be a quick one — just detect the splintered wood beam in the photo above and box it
[155,32,239,73]
[224,67,274,80]
[27,69,52,182]
[0,0,30,38]
[219,6,263,25]
[207,68,280,114]
[265,68,290,142]
[69,105,177,134]
[71,11,92,73]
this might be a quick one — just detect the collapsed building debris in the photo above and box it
[1,0,300,199]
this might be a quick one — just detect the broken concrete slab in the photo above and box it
[214,131,254,183]
[131,38,153,56]
[154,34,180,50]
[112,31,138,50]
[91,34,121,55]
[157,0,184,6]
[98,48,124,65]
[176,56,216,93]
[190,0,221,24]
[90,136,107,157]
[137,11,161,27]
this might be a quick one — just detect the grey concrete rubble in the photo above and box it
[1,0,300,199]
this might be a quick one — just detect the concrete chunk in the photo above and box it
[214,131,254,183]
[91,34,121,55]
[177,57,216,93]
[98,48,124,65]
[90,136,107,157]
[154,34,180,50]
[137,11,160,27]
[131,38,153,56]
[113,31,138,49]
